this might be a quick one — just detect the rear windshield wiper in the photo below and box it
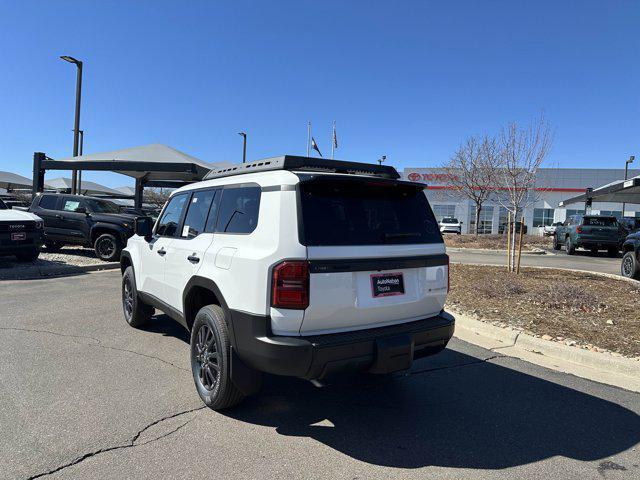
[382,232,421,242]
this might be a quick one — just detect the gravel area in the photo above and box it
[447,264,640,358]
[0,247,114,278]
[444,234,552,251]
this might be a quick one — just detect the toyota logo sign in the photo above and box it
[407,172,422,182]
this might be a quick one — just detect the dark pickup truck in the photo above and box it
[621,231,640,279]
[553,214,622,256]
[29,193,137,261]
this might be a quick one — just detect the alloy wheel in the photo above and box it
[194,325,220,391]
[622,255,634,277]
[98,238,115,259]
[123,277,134,318]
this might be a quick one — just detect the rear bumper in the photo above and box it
[575,237,619,248]
[0,232,43,254]
[230,310,455,380]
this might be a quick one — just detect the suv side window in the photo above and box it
[156,193,189,237]
[39,195,59,210]
[182,189,218,238]
[215,186,261,234]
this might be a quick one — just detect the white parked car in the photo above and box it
[0,198,44,261]
[543,222,563,236]
[121,157,454,410]
[439,217,462,235]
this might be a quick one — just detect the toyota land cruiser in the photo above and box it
[121,156,454,409]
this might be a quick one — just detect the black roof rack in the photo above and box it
[203,155,400,180]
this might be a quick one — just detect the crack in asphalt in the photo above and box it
[0,327,188,372]
[26,406,206,479]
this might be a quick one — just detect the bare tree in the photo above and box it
[441,135,501,235]
[496,115,553,271]
[143,188,171,208]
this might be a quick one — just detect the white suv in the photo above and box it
[439,217,462,235]
[121,156,454,409]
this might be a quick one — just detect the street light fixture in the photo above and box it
[378,155,386,165]
[238,132,247,163]
[60,55,83,194]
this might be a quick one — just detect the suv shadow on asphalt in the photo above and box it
[140,312,639,470]
[221,347,640,471]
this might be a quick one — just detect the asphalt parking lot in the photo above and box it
[1,270,639,479]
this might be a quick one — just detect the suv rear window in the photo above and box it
[584,217,618,227]
[298,178,442,246]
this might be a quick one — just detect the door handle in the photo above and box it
[55,214,63,219]
[157,248,166,256]
[187,254,200,264]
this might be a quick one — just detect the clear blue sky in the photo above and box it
[1,0,638,187]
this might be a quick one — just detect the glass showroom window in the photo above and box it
[598,210,622,219]
[469,205,494,234]
[533,208,555,227]
[432,204,456,222]
[566,209,585,218]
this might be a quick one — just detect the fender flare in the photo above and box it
[120,250,133,273]
[182,276,235,342]
[90,223,129,243]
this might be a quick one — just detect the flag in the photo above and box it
[311,137,322,157]
[333,123,338,149]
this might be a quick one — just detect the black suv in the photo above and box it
[29,193,136,261]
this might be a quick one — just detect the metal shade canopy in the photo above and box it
[559,174,640,207]
[51,144,221,182]
[0,170,47,190]
[46,177,124,197]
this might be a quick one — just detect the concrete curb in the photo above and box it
[451,308,640,392]
[450,260,639,285]
[0,262,119,281]
[446,247,548,255]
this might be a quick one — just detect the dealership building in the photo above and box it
[403,167,640,235]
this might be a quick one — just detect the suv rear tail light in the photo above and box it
[271,261,309,309]
[576,226,583,234]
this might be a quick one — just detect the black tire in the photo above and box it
[621,251,640,280]
[122,266,154,327]
[44,241,63,253]
[566,237,575,255]
[190,305,244,410]
[607,248,619,258]
[94,233,121,262]
[14,248,40,262]
[552,234,561,251]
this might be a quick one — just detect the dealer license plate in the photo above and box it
[370,272,405,298]
[11,232,26,241]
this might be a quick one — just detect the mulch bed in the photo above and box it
[444,234,552,251]
[447,264,640,358]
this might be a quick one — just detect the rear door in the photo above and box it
[297,176,448,335]
[34,194,65,240]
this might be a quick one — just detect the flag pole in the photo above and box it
[307,122,311,157]
[331,121,335,159]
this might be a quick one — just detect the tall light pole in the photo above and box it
[623,155,635,216]
[77,130,84,193]
[60,55,83,194]
[378,155,386,165]
[238,132,247,163]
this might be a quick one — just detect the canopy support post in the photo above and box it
[32,152,46,199]
[134,178,144,210]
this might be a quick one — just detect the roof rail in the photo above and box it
[203,155,400,180]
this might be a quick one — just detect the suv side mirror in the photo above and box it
[75,206,88,215]
[135,216,153,241]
